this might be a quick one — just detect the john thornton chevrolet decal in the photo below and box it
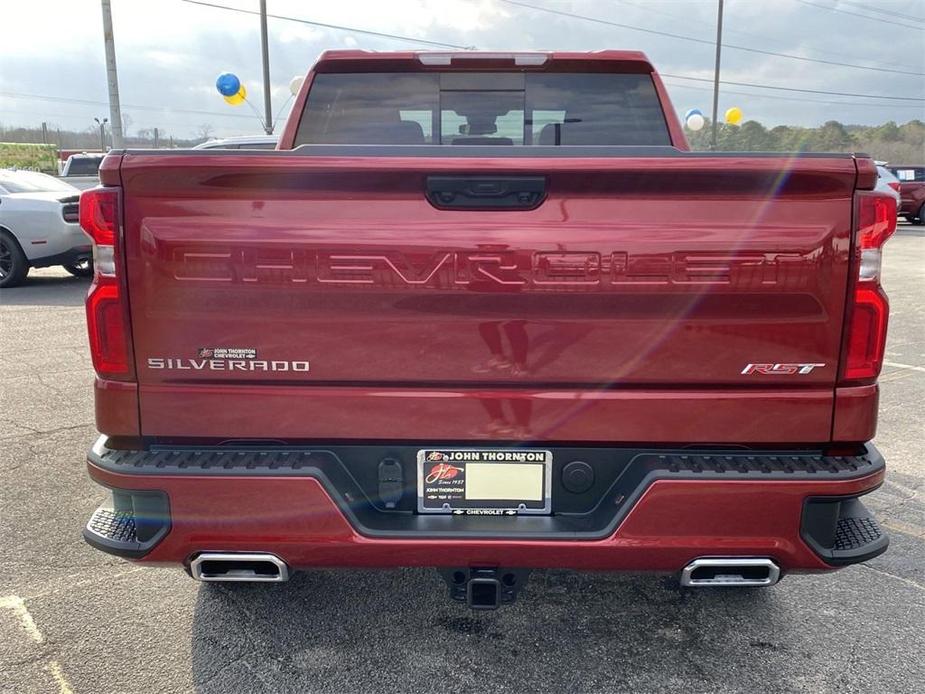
[197,347,257,359]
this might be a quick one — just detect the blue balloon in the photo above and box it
[216,73,241,97]
[684,108,703,120]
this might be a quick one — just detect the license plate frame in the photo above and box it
[416,448,552,515]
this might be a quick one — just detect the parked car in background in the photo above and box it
[192,135,278,150]
[57,148,105,166]
[0,170,90,288]
[875,163,901,205]
[888,165,925,224]
[61,152,105,190]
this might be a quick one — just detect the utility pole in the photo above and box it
[101,0,124,148]
[710,0,724,150]
[94,117,108,152]
[259,0,273,135]
[154,127,159,148]
[41,122,48,144]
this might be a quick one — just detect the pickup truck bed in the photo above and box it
[79,50,894,608]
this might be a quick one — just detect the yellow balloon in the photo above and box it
[724,106,743,126]
[223,84,247,106]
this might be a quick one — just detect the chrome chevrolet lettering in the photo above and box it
[170,248,809,288]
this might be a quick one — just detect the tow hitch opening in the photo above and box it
[440,567,531,609]
[468,578,501,610]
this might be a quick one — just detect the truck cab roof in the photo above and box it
[311,49,655,69]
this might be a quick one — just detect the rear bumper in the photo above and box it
[899,198,920,215]
[83,437,888,573]
[22,216,90,266]
[30,246,91,268]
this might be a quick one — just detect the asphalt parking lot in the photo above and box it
[1,226,923,694]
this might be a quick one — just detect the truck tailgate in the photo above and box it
[119,151,859,443]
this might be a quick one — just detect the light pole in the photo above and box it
[100,0,124,148]
[710,0,725,150]
[259,0,273,135]
[94,117,108,152]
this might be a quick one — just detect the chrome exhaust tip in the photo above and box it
[680,558,780,587]
[189,552,289,583]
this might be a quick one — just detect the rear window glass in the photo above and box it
[65,157,102,175]
[294,72,670,147]
[892,167,925,182]
[0,171,77,193]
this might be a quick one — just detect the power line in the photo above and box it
[180,0,476,49]
[794,0,925,30]
[0,90,256,120]
[183,0,925,100]
[613,0,923,71]
[499,0,924,75]
[663,80,925,108]
[661,73,925,101]
[6,82,916,127]
[8,0,921,137]
[837,0,925,24]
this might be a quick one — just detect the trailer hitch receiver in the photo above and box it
[439,567,531,609]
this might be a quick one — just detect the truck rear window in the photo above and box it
[294,72,670,147]
[891,167,925,182]
[65,157,103,175]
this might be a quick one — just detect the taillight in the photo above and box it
[887,181,901,193]
[842,192,896,383]
[61,197,79,224]
[80,187,117,263]
[80,187,134,380]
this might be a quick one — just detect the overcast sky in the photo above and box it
[2,0,923,139]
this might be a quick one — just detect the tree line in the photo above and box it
[2,119,923,163]
[0,121,211,150]
[685,119,923,164]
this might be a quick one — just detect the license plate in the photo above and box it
[417,449,552,515]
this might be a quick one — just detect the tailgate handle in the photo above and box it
[426,176,546,210]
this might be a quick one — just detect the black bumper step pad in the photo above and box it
[87,508,137,544]
[834,516,884,552]
[82,490,171,559]
[801,496,889,566]
[91,438,882,482]
[649,452,875,477]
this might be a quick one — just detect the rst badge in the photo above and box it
[742,363,825,375]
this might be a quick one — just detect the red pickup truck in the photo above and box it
[80,50,894,609]
[889,165,925,224]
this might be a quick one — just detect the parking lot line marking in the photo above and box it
[47,660,75,694]
[2,596,76,693]
[859,564,925,592]
[883,360,925,374]
[26,566,147,601]
[881,519,925,540]
[0,594,44,643]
